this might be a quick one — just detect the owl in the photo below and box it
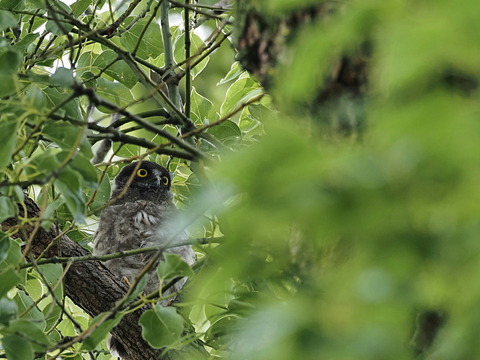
[93,160,195,359]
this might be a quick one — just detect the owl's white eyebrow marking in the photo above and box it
[153,168,163,178]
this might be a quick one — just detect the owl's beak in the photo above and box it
[152,169,164,187]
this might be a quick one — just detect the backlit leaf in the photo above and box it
[139,304,184,348]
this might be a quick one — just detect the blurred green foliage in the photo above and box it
[195,1,480,359]
[1,0,480,359]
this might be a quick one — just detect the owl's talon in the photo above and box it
[121,276,131,287]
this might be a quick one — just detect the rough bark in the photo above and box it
[2,196,162,360]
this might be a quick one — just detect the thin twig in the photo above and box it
[20,237,220,269]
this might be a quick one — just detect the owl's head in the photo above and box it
[113,161,172,196]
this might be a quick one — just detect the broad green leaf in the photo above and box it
[93,50,137,88]
[0,196,16,223]
[217,62,244,85]
[23,84,46,110]
[12,33,37,53]
[55,167,86,223]
[139,304,184,348]
[0,73,18,96]
[45,1,74,35]
[0,267,22,299]
[58,152,99,188]
[0,0,23,10]
[81,312,123,351]
[2,334,34,360]
[14,290,45,329]
[204,316,237,349]
[85,172,110,214]
[190,87,214,124]
[77,50,98,78]
[71,0,90,16]
[27,148,61,178]
[0,118,18,170]
[157,253,194,282]
[220,74,262,116]
[96,78,133,110]
[207,120,241,143]
[120,18,163,59]
[0,237,22,267]
[8,318,53,351]
[51,67,75,88]
[38,263,64,299]
[43,87,82,119]
[0,297,17,325]
[112,142,141,158]
[43,303,63,332]
[43,121,82,150]
[0,10,17,31]
[40,197,64,230]
[173,31,209,78]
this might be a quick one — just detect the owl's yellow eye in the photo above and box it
[136,169,148,177]
[161,176,169,186]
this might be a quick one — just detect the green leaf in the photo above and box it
[23,84,46,110]
[43,121,81,150]
[0,0,23,10]
[139,304,184,348]
[55,167,86,223]
[81,312,123,351]
[96,78,133,109]
[93,50,137,88]
[27,148,61,179]
[45,1,74,35]
[59,152,99,188]
[0,232,11,263]
[0,297,17,325]
[0,118,18,170]
[0,196,16,223]
[14,290,44,329]
[43,87,82,119]
[43,302,63,333]
[8,318,53,351]
[71,0,90,16]
[39,197,63,230]
[207,120,242,143]
[0,50,21,74]
[157,253,194,283]
[12,33,38,53]
[38,263,64,299]
[204,316,237,349]
[120,18,163,59]
[0,267,22,298]
[51,67,75,88]
[0,73,18,97]
[86,172,110,215]
[77,50,97,78]
[220,74,262,116]
[2,334,34,360]
[0,237,22,267]
[0,10,17,31]
[217,62,244,85]
[190,87,214,124]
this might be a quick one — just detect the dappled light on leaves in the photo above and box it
[0,0,480,359]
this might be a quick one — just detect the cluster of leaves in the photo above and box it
[196,0,480,359]
[1,0,480,359]
[0,0,269,359]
